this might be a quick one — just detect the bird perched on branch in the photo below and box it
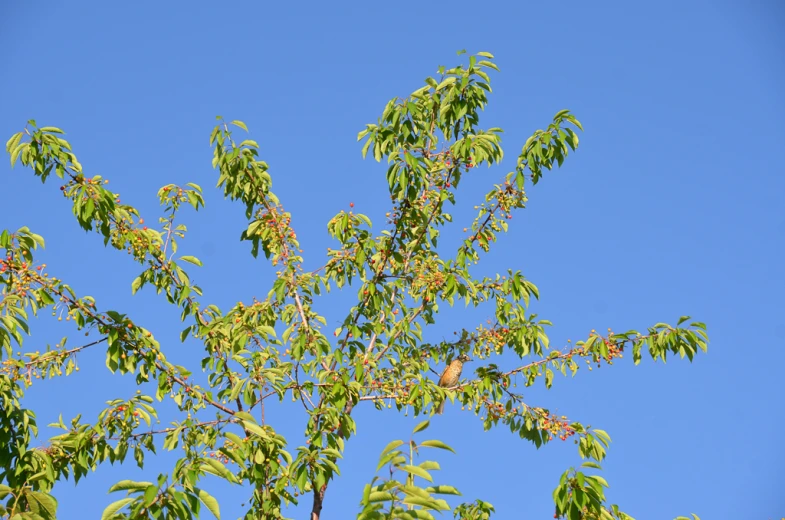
[436,354,472,414]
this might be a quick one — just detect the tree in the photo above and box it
[0,50,707,520]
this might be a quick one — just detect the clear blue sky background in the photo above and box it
[1,1,783,519]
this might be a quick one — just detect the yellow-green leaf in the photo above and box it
[418,440,455,453]
[197,488,221,519]
[179,255,202,267]
[401,464,432,482]
[380,439,404,457]
[101,498,134,520]
[412,420,430,434]
[108,480,153,492]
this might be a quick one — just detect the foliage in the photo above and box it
[357,420,484,520]
[0,50,708,519]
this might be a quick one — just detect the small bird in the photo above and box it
[436,354,472,414]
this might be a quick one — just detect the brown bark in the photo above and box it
[310,484,327,520]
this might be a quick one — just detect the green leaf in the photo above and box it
[201,459,239,484]
[10,142,27,167]
[108,480,153,493]
[593,429,611,445]
[476,51,495,59]
[425,485,461,495]
[241,420,269,439]
[179,255,202,267]
[586,475,609,488]
[131,276,143,295]
[418,460,440,471]
[144,485,157,506]
[101,498,134,520]
[197,488,221,519]
[230,120,248,131]
[400,465,432,482]
[418,440,455,453]
[402,496,449,510]
[435,77,456,91]
[234,411,256,423]
[27,492,57,519]
[380,439,404,457]
[5,132,22,152]
[400,510,436,520]
[367,491,396,503]
[412,420,430,434]
[361,137,373,159]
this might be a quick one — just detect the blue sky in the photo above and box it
[1,1,783,519]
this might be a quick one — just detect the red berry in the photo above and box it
[349,202,354,208]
